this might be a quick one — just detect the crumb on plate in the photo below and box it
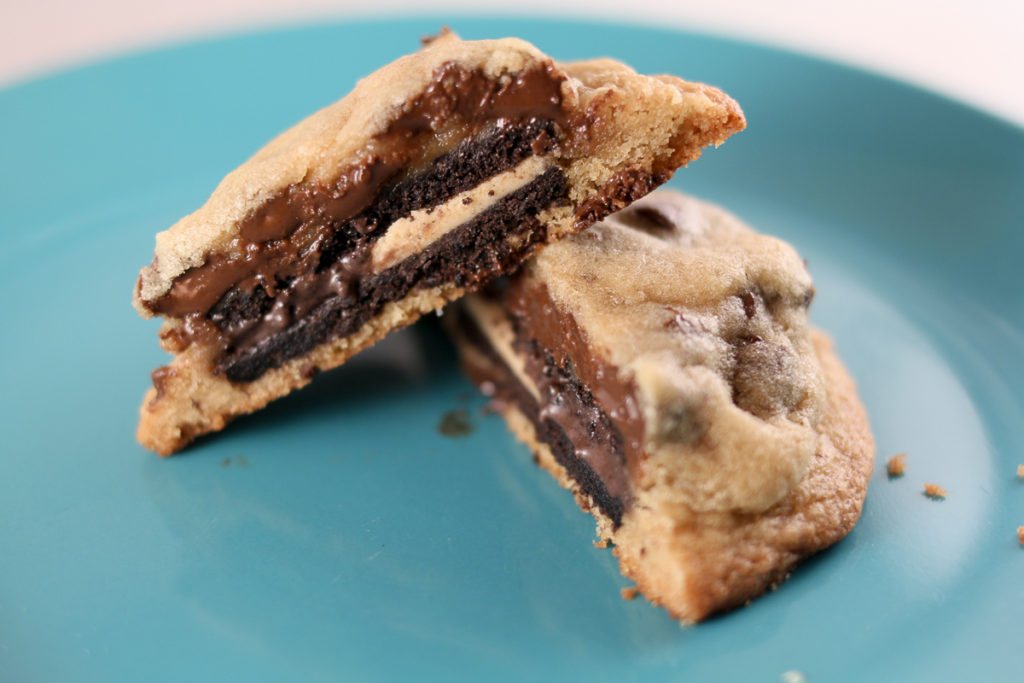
[887,453,907,477]
[1017,464,1023,479]
[923,483,947,499]
[621,586,639,601]
[780,671,806,683]
[593,538,609,549]
[1018,526,1024,546]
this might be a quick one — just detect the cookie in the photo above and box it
[447,190,874,622]
[133,30,745,455]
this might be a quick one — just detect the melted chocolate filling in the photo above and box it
[141,58,575,386]
[454,307,628,527]
[146,59,568,322]
[204,117,559,341]
[153,116,567,383]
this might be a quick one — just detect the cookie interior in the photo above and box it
[446,191,875,621]
[142,66,572,384]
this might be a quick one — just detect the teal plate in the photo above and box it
[2,17,1023,682]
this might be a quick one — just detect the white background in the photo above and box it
[2,0,1022,127]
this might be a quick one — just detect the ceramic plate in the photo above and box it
[2,17,1022,682]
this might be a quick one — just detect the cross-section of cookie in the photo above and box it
[132,30,745,455]
[447,190,875,622]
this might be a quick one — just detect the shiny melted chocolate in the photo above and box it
[453,303,630,526]
[220,166,567,382]
[502,279,648,474]
[141,61,571,384]
[144,62,566,321]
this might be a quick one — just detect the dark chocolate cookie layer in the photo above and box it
[205,117,559,330]
[223,167,568,382]
[154,116,562,384]
[454,307,628,527]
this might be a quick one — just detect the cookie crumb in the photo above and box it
[780,671,806,683]
[593,538,609,548]
[1018,526,1024,546]
[621,586,639,601]
[923,483,947,499]
[1017,464,1023,479]
[438,409,473,437]
[886,453,907,477]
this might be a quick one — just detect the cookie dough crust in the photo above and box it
[472,329,873,623]
[139,281,464,455]
[448,190,874,621]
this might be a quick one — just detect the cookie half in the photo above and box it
[447,190,874,622]
[133,30,745,455]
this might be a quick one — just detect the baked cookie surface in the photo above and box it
[133,31,745,455]
[448,190,874,622]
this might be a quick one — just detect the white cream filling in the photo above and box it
[463,295,541,403]
[370,155,551,273]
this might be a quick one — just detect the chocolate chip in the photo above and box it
[739,291,758,318]
[150,366,175,403]
[732,340,799,418]
[618,205,673,234]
